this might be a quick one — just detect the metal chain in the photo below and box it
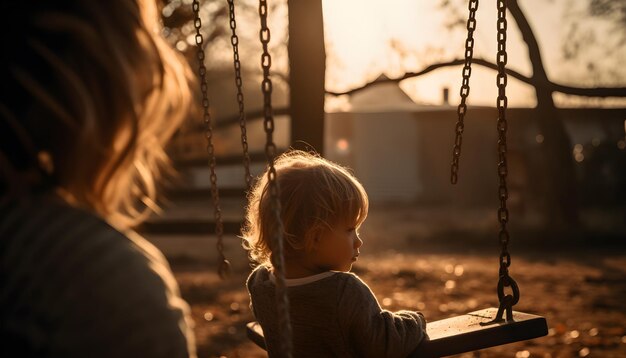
[492,0,520,322]
[496,0,511,282]
[227,0,253,189]
[259,0,292,356]
[450,0,479,185]
[192,0,230,279]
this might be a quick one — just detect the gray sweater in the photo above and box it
[0,195,196,357]
[246,265,426,357]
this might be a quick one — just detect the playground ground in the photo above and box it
[148,205,626,358]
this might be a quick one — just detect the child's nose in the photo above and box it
[354,234,363,249]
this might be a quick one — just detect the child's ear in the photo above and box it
[304,228,322,252]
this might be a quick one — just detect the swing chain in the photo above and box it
[192,0,230,279]
[478,0,520,326]
[259,1,293,357]
[494,0,520,321]
[450,0,479,185]
[227,0,253,189]
[496,0,510,275]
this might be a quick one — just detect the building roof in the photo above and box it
[348,74,449,113]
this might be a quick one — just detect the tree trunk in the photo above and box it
[508,0,580,227]
[287,0,326,154]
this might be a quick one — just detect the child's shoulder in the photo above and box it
[245,266,366,291]
[250,264,270,276]
[332,271,361,283]
[246,264,270,289]
[332,272,380,310]
[333,271,372,292]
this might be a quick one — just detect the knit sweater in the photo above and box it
[246,265,426,357]
[0,195,196,357]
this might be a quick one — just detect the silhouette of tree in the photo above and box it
[330,0,626,227]
[163,0,624,226]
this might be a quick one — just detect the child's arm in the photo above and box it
[338,274,426,358]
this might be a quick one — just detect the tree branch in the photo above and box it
[549,83,626,98]
[325,58,626,98]
[187,106,291,132]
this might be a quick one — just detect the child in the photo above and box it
[243,150,426,357]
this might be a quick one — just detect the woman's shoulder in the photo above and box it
[0,193,176,293]
[2,195,143,265]
[0,194,196,357]
[1,194,120,240]
[0,194,117,262]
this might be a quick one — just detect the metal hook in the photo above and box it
[480,274,520,325]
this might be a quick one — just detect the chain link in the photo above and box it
[496,0,510,275]
[449,0,520,323]
[227,0,253,189]
[494,0,520,320]
[450,0,479,184]
[259,0,292,356]
[192,0,230,279]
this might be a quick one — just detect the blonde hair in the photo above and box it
[242,150,369,267]
[0,0,192,229]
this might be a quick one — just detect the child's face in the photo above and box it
[311,222,363,272]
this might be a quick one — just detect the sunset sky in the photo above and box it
[174,0,625,110]
[320,0,625,109]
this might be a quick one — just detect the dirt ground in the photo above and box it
[152,205,626,358]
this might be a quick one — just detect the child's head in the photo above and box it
[242,150,369,270]
[0,0,191,228]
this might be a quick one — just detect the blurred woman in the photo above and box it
[0,1,197,356]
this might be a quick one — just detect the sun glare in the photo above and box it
[336,138,350,153]
[321,0,620,108]
[321,0,538,107]
[322,0,441,92]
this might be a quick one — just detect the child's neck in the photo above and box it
[282,259,328,279]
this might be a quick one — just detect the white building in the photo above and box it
[325,75,434,203]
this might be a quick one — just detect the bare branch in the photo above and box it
[187,106,291,132]
[550,83,626,98]
[325,58,626,98]
[324,58,529,96]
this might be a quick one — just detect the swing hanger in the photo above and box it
[450,0,522,326]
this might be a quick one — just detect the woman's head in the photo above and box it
[242,150,369,268]
[0,0,192,228]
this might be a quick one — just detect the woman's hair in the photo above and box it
[0,0,192,228]
[242,150,369,267]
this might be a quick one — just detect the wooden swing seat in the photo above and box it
[246,307,548,357]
